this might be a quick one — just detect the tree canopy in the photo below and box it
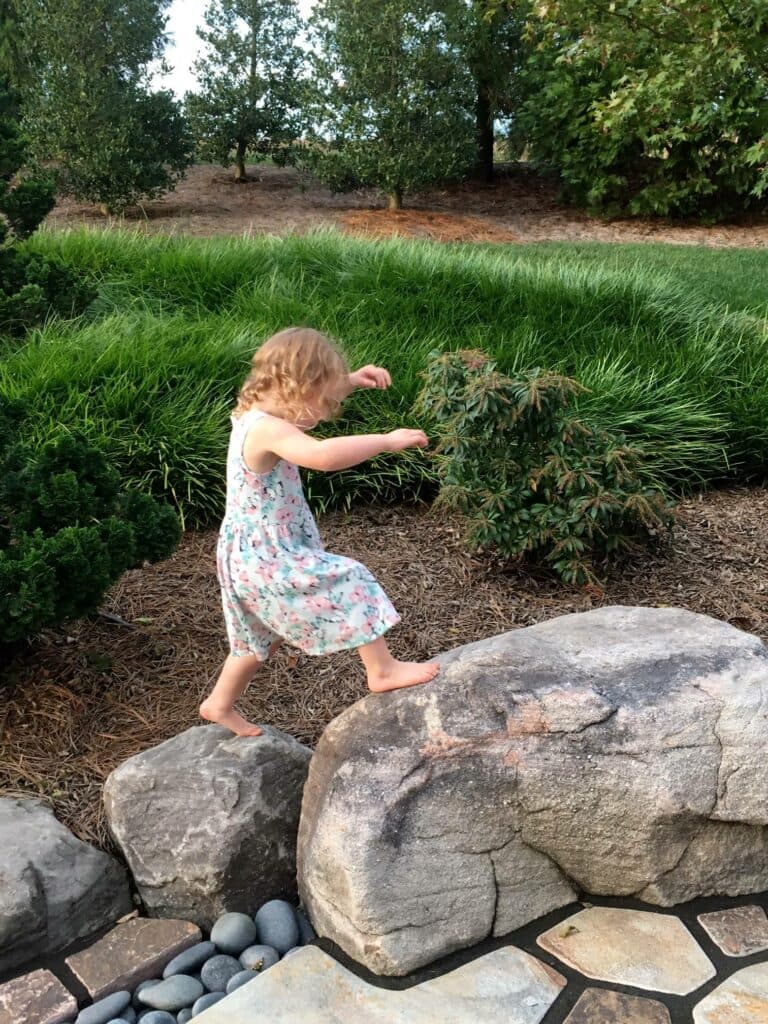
[187,0,305,182]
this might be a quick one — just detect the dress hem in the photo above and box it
[228,614,401,660]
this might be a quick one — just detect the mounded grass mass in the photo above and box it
[3,228,768,525]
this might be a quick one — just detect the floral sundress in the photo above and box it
[216,409,401,659]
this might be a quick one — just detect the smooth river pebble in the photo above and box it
[133,981,161,1010]
[200,954,242,992]
[138,976,203,1011]
[296,909,315,945]
[239,944,280,972]
[225,969,258,994]
[192,992,226,1015]
[210,912,257,955]
[254,900,299,954]
[76,991,132,1024]
[162,941,216,978]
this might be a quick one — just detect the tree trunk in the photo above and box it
[475,79,495,184]
[234,139,248,183]
[388,187,403,210]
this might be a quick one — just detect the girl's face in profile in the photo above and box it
[294,381,344,431]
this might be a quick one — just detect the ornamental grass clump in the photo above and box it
[417,349,674,585]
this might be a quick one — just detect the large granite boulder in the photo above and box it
[104,724,312,928]
[0,798,132,973]
[298,606,768,976]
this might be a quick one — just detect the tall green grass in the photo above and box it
[4,228,767,525]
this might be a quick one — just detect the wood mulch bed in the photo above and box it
[46,161,768,248]
[1,488,767,858]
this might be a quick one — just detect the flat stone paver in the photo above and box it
[537,907,715,995]
[66,917,201,998]
[698,906,768,958]
[564,987,672,1023]
[194,945,566,1024]
[693,963,768,1022]
[0,968,77,1024]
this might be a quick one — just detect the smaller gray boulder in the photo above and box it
[104,726,311,928]
[0,799,132,973]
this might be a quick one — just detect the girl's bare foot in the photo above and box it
[199,700,263,737]
[367,660,439,693]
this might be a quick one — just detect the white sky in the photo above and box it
[157,0,316,97]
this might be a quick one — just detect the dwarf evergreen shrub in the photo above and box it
[0,400,181,646]
[417,349,674,584]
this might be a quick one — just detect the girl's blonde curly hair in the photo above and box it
[235,327,350,423]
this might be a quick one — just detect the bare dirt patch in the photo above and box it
[45,162,768,247]
[2,488,767,855]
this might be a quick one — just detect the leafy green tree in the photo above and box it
[20,0,194,213]
[304,0,476,209]
[186,0,304,182]
[0,0,27,87]
[449,0,524,182]
[516,0,768,218]
[0,80,93,337]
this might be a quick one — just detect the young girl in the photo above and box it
[200,326,439,737]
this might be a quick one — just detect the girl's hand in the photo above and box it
[386,428,429,452]
[349,365,391,390]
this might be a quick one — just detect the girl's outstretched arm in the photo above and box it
[252,416,427,473]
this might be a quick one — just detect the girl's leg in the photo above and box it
[200,640,282,736]
[357,637,439,692]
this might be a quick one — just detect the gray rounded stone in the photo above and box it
[0,799,132,975]
[104,1011,135,1024]
[191,992,226,1016]
[210,912,257,955]
[133,981,162,1010]
[103,727,311,928]
[162,941,216,978]
[76,991,132,1024]
[296,909,315,945]
[200,954,242,992]
[282,947,303,959]
[137,1014,176,1024]
[176,1011,193,1024]
[225,969,258,994]
[239,945,279,972]
[254,900,299,954]
[137,976,203,1011]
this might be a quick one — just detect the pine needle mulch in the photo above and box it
[1,489,767,858]
[339,209,521,244]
